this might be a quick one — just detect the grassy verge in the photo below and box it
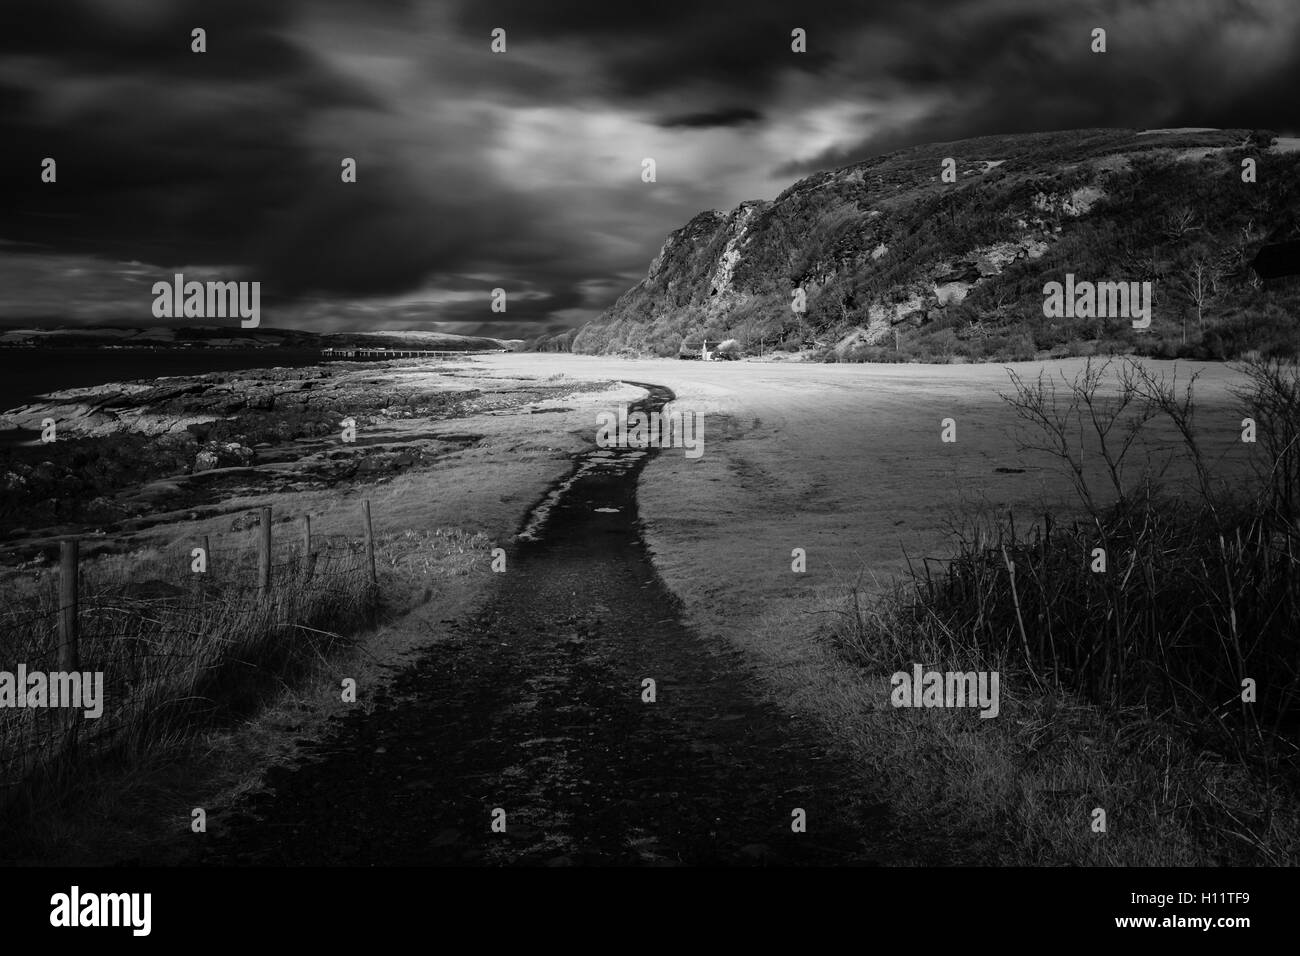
[813,357,1300,864]
[0,519,490,861]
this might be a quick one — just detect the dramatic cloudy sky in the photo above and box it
[2,0,1298,337]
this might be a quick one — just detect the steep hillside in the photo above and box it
[563,128,1300,361]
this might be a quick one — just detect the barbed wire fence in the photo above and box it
[0,501,383,814]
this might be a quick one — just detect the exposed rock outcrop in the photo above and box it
[570,127,1300,360]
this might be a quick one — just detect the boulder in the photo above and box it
[193,442,255,473]
[193,450,221,473]
[934,281,973,306]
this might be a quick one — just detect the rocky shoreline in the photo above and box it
[0,359,592,563]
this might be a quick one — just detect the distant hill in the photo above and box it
[322,330,514,351]
[0,325,516,352]
[558,128,1300,362]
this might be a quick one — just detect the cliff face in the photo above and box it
[601,202,770,328]
[569,128,1300,361]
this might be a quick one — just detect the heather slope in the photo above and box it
[560,128,1300,361]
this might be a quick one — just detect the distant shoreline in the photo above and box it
[0,347,328,438]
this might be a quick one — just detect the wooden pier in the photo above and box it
[320,347,508,359]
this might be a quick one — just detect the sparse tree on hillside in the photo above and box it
[1230,219,1266,272]
[1177,254,1225,335]
[1162,205,1199,241]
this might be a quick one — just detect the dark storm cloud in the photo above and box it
[0,0,381,268]
[0,0,666,325]
[2,0,1299,332]
[446,0,848,95]
[457,0,1300,174]
[774,0,1300,174]
[657,107,762,129]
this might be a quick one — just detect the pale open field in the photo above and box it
[456,355,1272,865]
[12,352,1259,864]
[469,354,1252,674]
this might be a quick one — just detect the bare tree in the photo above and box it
[1234,219,1266,268]
[1162,205,1199,241]
[1002,357,1163,513]
[1177,255,1224,334]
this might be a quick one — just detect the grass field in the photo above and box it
[6,351,1290,864]
[472,352,1293,864]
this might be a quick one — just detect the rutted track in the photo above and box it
[193,382,885,866]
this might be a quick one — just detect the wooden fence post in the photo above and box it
[301,514,315,579]
[362,500,377,584]
[58,539,79,672]
[258,506,272,597]
[59,538,81,742]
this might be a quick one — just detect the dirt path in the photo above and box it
[193,383,887,866]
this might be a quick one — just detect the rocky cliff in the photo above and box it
[566,128,1300,361]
